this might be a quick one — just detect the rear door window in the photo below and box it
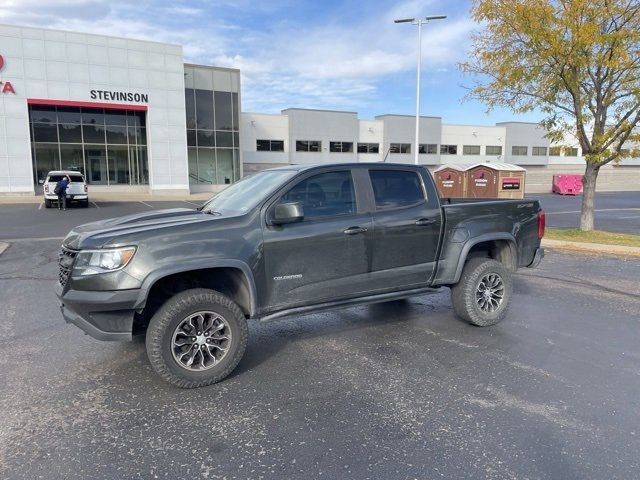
[369,170,425,210]
[280,170,356,219]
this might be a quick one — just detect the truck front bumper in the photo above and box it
[55,282,140,341]
[527,247,544,269]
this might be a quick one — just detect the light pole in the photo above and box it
[395,15,446,164]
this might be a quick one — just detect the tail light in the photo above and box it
[537,209,546,239]
[44,184,49,193]
[84,184,88,193]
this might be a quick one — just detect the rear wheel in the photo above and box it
[44,199,52,208]
[81,200,89,208]
[451,257,512,326]
[145,288,248,388]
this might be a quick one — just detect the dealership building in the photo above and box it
[241,110,640,192]
[0,23,638,195]
[0,23,240,195]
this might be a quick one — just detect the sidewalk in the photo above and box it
[0,192,214,204]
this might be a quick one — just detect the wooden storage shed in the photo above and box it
[433,164,467,198]
[465,163,526,199]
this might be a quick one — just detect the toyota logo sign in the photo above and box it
[0,54,16,94]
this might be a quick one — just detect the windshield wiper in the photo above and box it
[202,209,222,216]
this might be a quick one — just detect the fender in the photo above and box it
[133,258,258,316]
[452,233,518,284]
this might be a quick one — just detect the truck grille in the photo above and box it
[58,246,78,287]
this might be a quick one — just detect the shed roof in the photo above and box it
[433,164,469,173]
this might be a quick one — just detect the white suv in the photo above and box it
[43,170,89,208]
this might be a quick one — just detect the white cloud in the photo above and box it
[0,0,475,113]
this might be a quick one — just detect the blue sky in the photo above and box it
[0,0,543,125]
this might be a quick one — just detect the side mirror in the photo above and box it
[272,202,304,225]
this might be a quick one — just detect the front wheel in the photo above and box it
[145,288,248,388]
[451,258,512,326]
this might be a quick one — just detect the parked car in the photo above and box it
[55,163,544,388]
[43,170,89,208]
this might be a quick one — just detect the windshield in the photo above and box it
[200,170,297,215]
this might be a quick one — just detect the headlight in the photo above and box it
[73,247,136,276]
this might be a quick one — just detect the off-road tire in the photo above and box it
[146,288,248,388]
[44,199,52,208]
[81,200,89,208]
[451,257,512,327]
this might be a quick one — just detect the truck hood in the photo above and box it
[63,208,215,249]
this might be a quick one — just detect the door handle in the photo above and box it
[343,226,368,235]
[415,218,437,226]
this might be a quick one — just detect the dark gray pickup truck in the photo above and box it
[56,163,544,388]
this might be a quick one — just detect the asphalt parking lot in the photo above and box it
[531,191,640,233]
[0,191,637,240]
[0,199,639,479]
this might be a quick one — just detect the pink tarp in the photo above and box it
[552,174,583,195]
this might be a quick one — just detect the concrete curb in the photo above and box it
[0,242,9,255]
[542,238,640,257]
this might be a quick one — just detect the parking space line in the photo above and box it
[182,200,201,206]
[38,202,43,210]
[547,208,640,215]
[91,201,100,208]
[139,201,154,208]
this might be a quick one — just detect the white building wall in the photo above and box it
[375,114,441,165]
[0,23,188,193]
[284,108,359,164]
[440,124,506,165]
[498,122,551,166]
[241,113,289,164]
[357,120,383,162]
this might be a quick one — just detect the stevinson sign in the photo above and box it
[0,54,16,94]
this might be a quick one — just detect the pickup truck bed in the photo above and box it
[56,162,544,388]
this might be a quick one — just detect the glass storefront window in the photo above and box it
[232,92,239,131]
[29,105,149,186]
[83,124,106,143]
[106,125,128,144]
[59,145,84,173]
[31,107,57,124]
[185,81,240,185]
[108,145,130,184]
[214,91,232,130]
[82,109,105,126]
[196,148,216,184]
[127,111,144,127]
[85,145,108,185]
[33,144,60,183]
[197,130,215,147]
[57,107,81,124]
[185,89,196,129]
[33,124,58,143]
[216,148,234,185]
[216,131,233,148]
[216,148,233,185]
[187,130,197,146]
[195,89,214,130]
[188,147,199,184]
[58,123,83,143]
